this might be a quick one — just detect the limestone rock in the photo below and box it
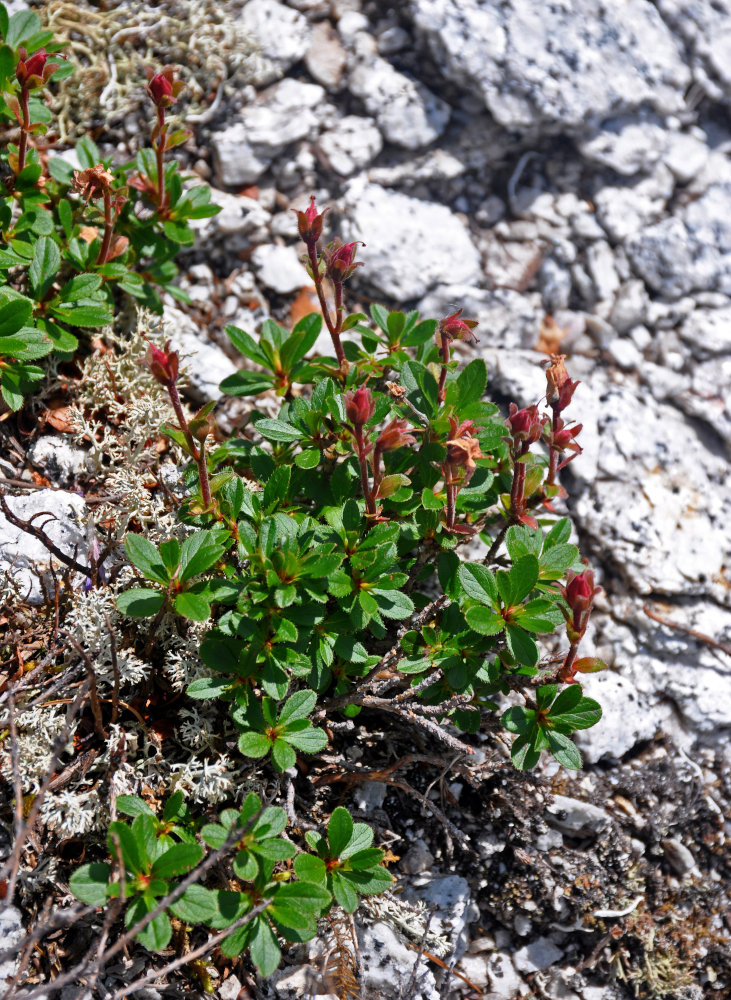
[410,0,689,132]
[340,180,480,299]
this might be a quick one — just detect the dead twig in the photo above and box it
[60,629,107,739]
[643,603,731,660]
[0,491,93,577]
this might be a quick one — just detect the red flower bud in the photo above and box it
[324,240,364,283]
[345,385,375,427]
[145,66,183,108]
[375,418,417,454]
[295,195,326,245]
[508,403,545,446]
[438,309,478,346]
[16,49,56,87]
[144,341,179,386]
[563,568,601,616]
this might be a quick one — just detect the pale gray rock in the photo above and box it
[341,181,480,299]
[400,838,435,874]
[358,922,439,999]
[0,490,88,604]
[627,183,731,298]
[28,437,91,486]
[239,0,311,81]
[607,337,643,371]
[546,795,611,837]
[250,244,309,293]
[679,306,731,358]
[377,25,411,55]
[0,904,23,981]
[486,952,529,998]
[270,965,333,998]
[217,975,243,1000]
[579,114,670,176]
[192,190,271,239]
[367,148,465,189]
[212,79,325,186]
[317,115,383,175]
[353,780,387,812]
[662,131,709,184]
[609,280,649,334]
[348,56,450,149]
[458,954,489,988]
[305,20,348,91]
[404,874,473,952]
[513,936,564,974]
[165,306,237,403]
[573,381,731,605]
[593,168,673,243]
[410,0,689,132]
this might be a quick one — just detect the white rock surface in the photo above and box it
[0,904,23,981]
[404,874,474,953]
[28,437,91,486]
[358,922,439,999]
[513,936,565,973]
[348,56,451,149]
[250,244,310,293]
[0,490,88,604]
[546,795,612,836]
[411,0,689,131]
[317,115,383,175]
[212,79,325,186]
[486,952,530,997]
[341,181,481,299]
[239,0,311,79]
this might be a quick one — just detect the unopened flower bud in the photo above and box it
[438,309,478,346]
[375,418,417,454]
[325,240,364,283]
[563,568,601,616]
[345,385,375,427]
[295,195,326,245]
[508,403,545,445]
[16,48,57,88]
[144,341,179,386]
[145,66,183,108]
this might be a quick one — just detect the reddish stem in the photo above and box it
[17,87,30,175]
[354,426,376,516]
[96,188,115,265]
[166,380,212,511]
[546,401,561,487]
[509,444,529,522]
[307,242,345,367]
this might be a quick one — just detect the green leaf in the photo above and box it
[501,706,535,734]
[124,534,169,584]
[75,134,101,170]
[506,624,539,667]
[371,589,414,619]
[340,823,374,860]
[263,465,291,510]
[544,517,571,549]
[0,297,32,336]
[5,8,40,49]
[187,676,233,700]
[458,563,499,607]
[69,863,111,906]
[115,588,165,618]
[248,916,281,977]
[550,693,602,731]
[168,884,217,923]
[254,418,303,443]
[546,730,582,769]
[151,843,203,879]
[271,738,297,772]
[174,591,212,621]
[56,273,102,302]
[509,555,539,604]
[510,735,541,771]
[220,370,276,396]
[127,898,172,953]
[456,358,487,407]
[327,807,353,859]
[295,448,320,469]
[107,821,143,874]
[464,606,505,636]
[29,236,60,300]
[179,530,226,581]
[116,795,155,818]
[280,725,328,754]
[49,300,113,328]
[294,854,327,883]
[238,731,272,758]
[331,870,359,912]
[278,689,316,726]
